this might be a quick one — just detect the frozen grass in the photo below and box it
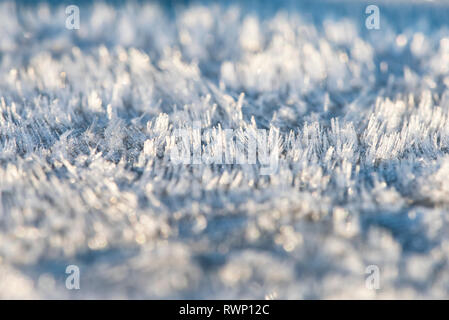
[1,0,449,298]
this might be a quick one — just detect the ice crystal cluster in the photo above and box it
[1,0,449,299]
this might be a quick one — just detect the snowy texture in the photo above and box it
[1,0,449,299]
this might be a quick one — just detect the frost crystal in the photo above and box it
[0,0,449,299]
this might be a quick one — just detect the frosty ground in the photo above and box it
[1,0,449,299]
